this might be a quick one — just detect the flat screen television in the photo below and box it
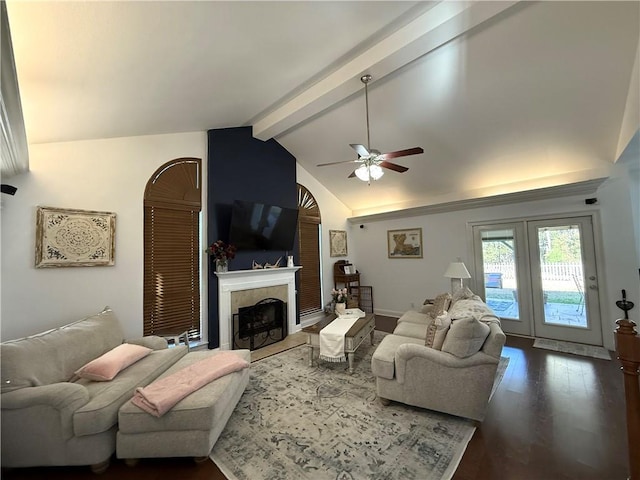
[228,200,299,251]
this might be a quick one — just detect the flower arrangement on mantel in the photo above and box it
[206,240,236,272]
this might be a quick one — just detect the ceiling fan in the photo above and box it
[317,74,424,183]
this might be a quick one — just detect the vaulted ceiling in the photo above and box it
[7,1,639,216]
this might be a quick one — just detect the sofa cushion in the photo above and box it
[430,313,452,350]
[72,346,188,437]
[451,286,480,304]
[441,316,491,358]
[371,334,425,380]
[75,344,153,381]
[431,292,452,318]
[394,321,429,339]
[1,308,124,393]
[449,298,500,324]
[397,310,430,325]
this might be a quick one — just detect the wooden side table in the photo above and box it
[333,260,360,293]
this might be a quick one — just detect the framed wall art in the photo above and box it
[35,206,116,268]
[387,228,423,259]
[329,230,348,257]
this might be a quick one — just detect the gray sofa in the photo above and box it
[0,308,189,472]
[371,289,506,422]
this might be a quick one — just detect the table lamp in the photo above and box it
[444,259,471,294]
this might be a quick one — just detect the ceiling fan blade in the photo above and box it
[350,144,370,158]
[317,159,359,167]
[378,147,424,160]
[348,171,357,178]
[379,161,409,173]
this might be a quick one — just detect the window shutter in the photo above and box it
[298,218,322,315]
[144,158,201,340]
[297,184,322,315]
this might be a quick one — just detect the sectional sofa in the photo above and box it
[0,307,249,472]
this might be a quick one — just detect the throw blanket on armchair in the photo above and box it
[132,351,249,417]
[319,310,364,362]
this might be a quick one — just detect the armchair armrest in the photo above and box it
[394,343,498,384]
[1,382,90,440]
[126,335,168,350]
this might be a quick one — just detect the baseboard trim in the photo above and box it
[374,309,403,318]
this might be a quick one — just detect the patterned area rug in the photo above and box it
[533,338,611,360]
[211,331,509,480]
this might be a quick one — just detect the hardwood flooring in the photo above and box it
[3,316,628,480]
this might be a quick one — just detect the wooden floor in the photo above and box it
[4,315,629,480]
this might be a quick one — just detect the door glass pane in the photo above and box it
[536,225,587,328]
[481,229,519,320]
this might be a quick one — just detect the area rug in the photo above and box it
[210,331,509,480]
[533,338,611,360]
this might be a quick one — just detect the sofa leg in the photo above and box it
[90,459,110,474]
[124,458,139,467]
[379,397,391,406]
[193,456,209,464]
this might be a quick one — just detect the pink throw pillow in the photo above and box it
[75,343,152,381]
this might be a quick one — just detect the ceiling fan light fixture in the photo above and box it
[370,164,384,180]
[355,163,384,182]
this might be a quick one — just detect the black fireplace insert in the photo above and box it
[233,297,286,351]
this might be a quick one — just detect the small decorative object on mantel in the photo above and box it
[332,288,348,315]
[206,240,236,273]
[252,257,282,269]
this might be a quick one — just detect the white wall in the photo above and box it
[1,132,207,341]
[349,187,639,351]
[596,161,640,335]
[296,164,352,318]
[3,135,636,352]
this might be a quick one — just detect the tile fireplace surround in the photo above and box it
[215,267,301,350]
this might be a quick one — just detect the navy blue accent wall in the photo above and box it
[207,126,299,349]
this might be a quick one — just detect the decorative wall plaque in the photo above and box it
[329,230,348,257]
[35,206,116,268]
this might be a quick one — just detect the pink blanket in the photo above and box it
[132,351,249,417]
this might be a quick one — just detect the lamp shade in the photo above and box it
[444,262,471,279]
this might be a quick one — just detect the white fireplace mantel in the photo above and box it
[215,266,301,350]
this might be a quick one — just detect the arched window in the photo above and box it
[297,184,322,315]
[143,158,202,340]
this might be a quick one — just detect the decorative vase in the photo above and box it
[215,259,228,273]
[334,302,346,316]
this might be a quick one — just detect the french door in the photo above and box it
[527,217,601,345]
[472,223,531,336]
[471,216,602,345]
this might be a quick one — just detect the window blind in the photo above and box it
[297,184,322,315]
[298,218,322,315]
[143,158,201,340]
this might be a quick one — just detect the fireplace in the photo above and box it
[233,298,286,350]
[215,266,301,350]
